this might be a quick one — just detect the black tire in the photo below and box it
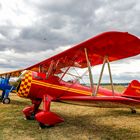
[39,122,54,129]
[131,109,136,114]
[24,116,31,120]
[39,122,46,129]
[2,98,10,104]
[25,113,35,120]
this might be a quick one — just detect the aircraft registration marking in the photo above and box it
[32,80,103,96]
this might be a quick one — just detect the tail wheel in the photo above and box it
[2,98,10,104]
[131,109,136,114]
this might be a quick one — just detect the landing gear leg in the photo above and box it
[1,91,5,101]
[23,99,42,120]
[2,90,11,104]
[35,95,64,129]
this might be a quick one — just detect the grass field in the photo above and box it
[1,86,140,140]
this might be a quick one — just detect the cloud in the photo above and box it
[0,45,70,73]
[0,0,140,82]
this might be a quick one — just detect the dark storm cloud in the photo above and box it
[29,0,102,16]
[0,0,140,78]
[12,0,104,52]
[19,25,71,50]
[16,0,140,52]
[1,0,140,53]
[0,25,16,39]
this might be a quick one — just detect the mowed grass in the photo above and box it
[1,86,140,140]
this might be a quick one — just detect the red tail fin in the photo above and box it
[123,80,140,97]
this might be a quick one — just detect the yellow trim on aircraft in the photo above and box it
[131,85,140,90]
[136,89,140,94]
[32,80,103,96]
[18,71,32,97]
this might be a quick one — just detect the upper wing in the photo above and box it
[0,69,23,77]
[0,31,140,76]
[26,31,140,73]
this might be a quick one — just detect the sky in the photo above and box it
[0,0,140,83]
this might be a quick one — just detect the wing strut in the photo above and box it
[95,56,114,96]
[46,60,54,78]
[84,48,95,96]
[60,66,71,81]
[106,57,114,95]
[39,65,42,73]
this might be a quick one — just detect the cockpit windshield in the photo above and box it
[58,67,89,86]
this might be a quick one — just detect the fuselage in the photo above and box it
[15,70,140,109]
[17,70,119,100]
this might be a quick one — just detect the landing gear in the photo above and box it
[24,113,35,120]
[23,99,42,120]
[1,89,12,104]
[35,95,64,128]
[39,122,47,129]
[39,122,54,129]
[2,97,10,104]
[23,106,34,120]
[23,96,64,128]
[131,109,136,114]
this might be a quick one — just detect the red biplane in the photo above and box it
[0,31,140,128]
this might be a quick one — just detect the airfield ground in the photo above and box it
[0,86,140,140]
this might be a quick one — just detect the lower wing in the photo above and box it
[59,96,140,108]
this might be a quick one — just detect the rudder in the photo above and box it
[123,80,140,97]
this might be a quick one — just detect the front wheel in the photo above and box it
[131,109,136,114]
[2,98,10,104]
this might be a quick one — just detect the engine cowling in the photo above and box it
[17,70,33,98]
